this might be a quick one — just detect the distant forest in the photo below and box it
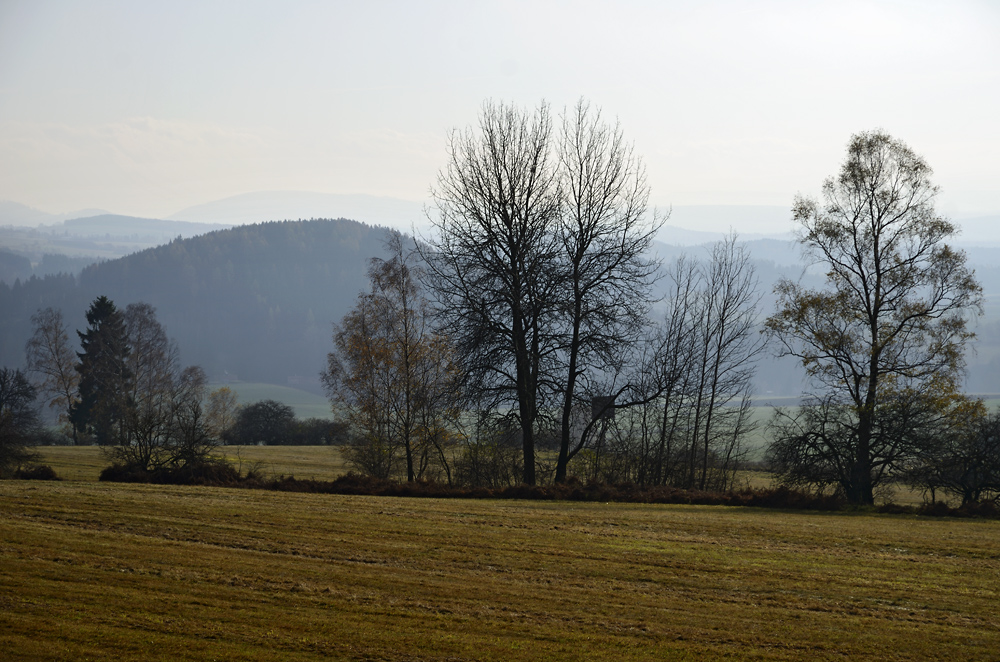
[0,219,387,388]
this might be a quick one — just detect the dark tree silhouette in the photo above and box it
[227,400,296,446]
[71,296,131,445]
[0,367,41,477]
[424,100,562,485]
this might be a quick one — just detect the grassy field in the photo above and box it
[1,481,998,661]
[32,446,348,483]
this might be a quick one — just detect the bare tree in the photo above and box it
[631,256,703,486]
[585,237,763,490]
[908,406,1000,505]
[25,307,80,443]
[104,302,214,471]
[120,302,178,467]
[858,392,1000,505]
[552,100,662,482]
[765,130,982,504]
[423,100,562,485]
[686,236,763,490]
[206,386,240,442]
[167,365,214,467]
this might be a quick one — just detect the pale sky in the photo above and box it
[1,0,998,231]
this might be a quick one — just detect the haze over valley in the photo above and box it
[4,192,1000,400]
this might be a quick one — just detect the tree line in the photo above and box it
[324,100,999,507]
[3,100,998,507]
[0,297,348,478]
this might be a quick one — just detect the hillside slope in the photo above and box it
[0,218,390,388]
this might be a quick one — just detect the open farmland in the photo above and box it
[32,445,349,483]
[1,481,998,660]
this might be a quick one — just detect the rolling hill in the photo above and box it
[0,218,390,389]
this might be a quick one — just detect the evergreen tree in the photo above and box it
[71,296,131,445]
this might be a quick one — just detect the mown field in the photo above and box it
[32,445,349,483]
[1,481,998,661]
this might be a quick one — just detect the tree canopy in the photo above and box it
[765,130,983,504]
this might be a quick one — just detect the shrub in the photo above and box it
[100,459,241,485]
[14,465,61,481]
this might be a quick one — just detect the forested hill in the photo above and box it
[0,219,390,388]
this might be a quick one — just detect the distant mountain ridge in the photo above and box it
[6,192,998,244]
[0,200,111,227]
[61,215,231,238]
[169,191,427,233]
[0,215,236,282]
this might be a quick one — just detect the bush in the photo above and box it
[100,463,153,483]
[224,400,295,445]
[100,459,241,485]
[90,457,1000,521]
[14,465,60,481]
[287,418,350,445]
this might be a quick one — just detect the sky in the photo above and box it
[1,0,998,233]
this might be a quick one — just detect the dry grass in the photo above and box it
[217,444,349,481]
[30,446,109,482]
[1,481,998,661]
[32,445,349,483]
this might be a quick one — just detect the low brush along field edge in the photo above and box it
[30,445,936,507]
[1,481,998,661]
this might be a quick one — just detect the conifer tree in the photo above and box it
[71,296,131,445]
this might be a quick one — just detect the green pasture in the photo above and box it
[1,481,997,660]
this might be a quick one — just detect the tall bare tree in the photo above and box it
[765,130,982,504]
[686,236,763,489]
[552,100,662,482]
[423,101,563,485]
[25,307,80,443]
[118,302,180,468]
[590,237,763,490]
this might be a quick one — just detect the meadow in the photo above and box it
[1,479,998,661]
[31,445,349,483]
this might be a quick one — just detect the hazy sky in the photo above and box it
[1,0,998,231]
